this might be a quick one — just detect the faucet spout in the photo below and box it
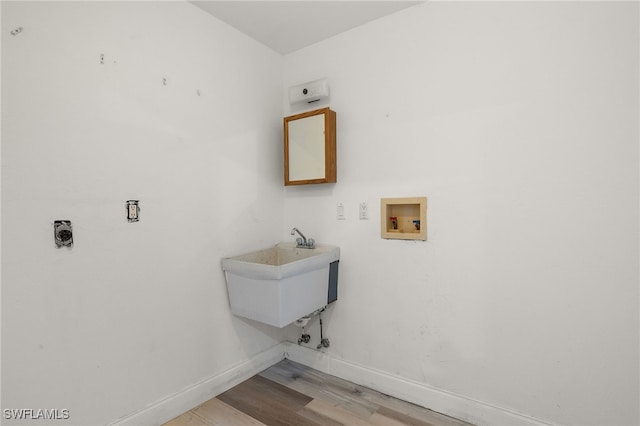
[290,227,306,244]
[291,227,315,249]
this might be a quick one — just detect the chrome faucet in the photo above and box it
[291,227,315,249]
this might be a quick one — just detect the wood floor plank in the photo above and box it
[296,405,345,426]
[216,375,322,426]
[375,405,457,426]
[162,411,212,426]
[370,396,470,426]
[260,359,377,419]
[193,398,267,426]
[370,412,415,426]
[304,398,372,426]
[376,407,451,426]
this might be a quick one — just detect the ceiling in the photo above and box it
[191,1,423,54]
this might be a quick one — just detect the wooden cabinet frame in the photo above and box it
[284,107,336,186]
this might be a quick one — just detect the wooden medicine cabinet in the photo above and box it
[284,107,336,186]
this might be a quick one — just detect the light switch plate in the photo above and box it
[359,202,368,220]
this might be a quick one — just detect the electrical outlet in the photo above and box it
[126,200,140,222]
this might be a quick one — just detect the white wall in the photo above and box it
[1,2,285,425]
[3,2,638,426]
[283,2,639,425]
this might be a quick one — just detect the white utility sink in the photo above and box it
[221,242,340,327]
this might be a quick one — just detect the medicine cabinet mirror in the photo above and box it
[284,107,336,186]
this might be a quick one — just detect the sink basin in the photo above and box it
[221,242,339,327]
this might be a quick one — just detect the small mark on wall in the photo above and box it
[10,27,23,36]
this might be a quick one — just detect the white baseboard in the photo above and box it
[108,343,286,426]
[283,342,555,426]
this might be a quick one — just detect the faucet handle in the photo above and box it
[307,238,315,248]
[296,237,303,246]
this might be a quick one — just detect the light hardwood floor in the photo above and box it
[163,359,472,426]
